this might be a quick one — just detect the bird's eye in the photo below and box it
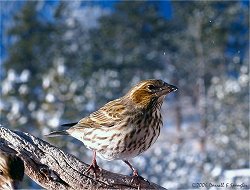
[147,84,156,91]
[0,169,3,175]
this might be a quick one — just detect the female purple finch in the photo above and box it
[47,79,177,179]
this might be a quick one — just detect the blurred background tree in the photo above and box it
[166,1,248,149]
[0,0,249,189]
[2,1,57,134]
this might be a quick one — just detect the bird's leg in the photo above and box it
[123,160,139,177]
[86,150,101,179]
[123,160,149,185]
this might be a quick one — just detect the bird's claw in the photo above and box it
[132,170,149,183]
[86,163,102,180]
[130,171,150,190]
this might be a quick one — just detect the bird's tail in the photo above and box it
[45,130,69,137]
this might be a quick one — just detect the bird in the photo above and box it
[47,79,177,179]
[0,150,25,190]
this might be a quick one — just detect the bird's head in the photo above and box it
[126,79,178,109]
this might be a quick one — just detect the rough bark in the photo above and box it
[0,127,166,190]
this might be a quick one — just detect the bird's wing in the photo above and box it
[77,99,126,128]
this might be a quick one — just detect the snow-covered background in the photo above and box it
[0,1,249,189]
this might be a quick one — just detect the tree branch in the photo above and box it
[0,127,166,190]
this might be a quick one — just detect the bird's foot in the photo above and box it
[123,160,150,188]
[131,170,149,184]
[130,170,150,190]
[85,150,102,179]
[86,163,102,179]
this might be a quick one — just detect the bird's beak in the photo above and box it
[167,84,178,93]
[158,83,178,96]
